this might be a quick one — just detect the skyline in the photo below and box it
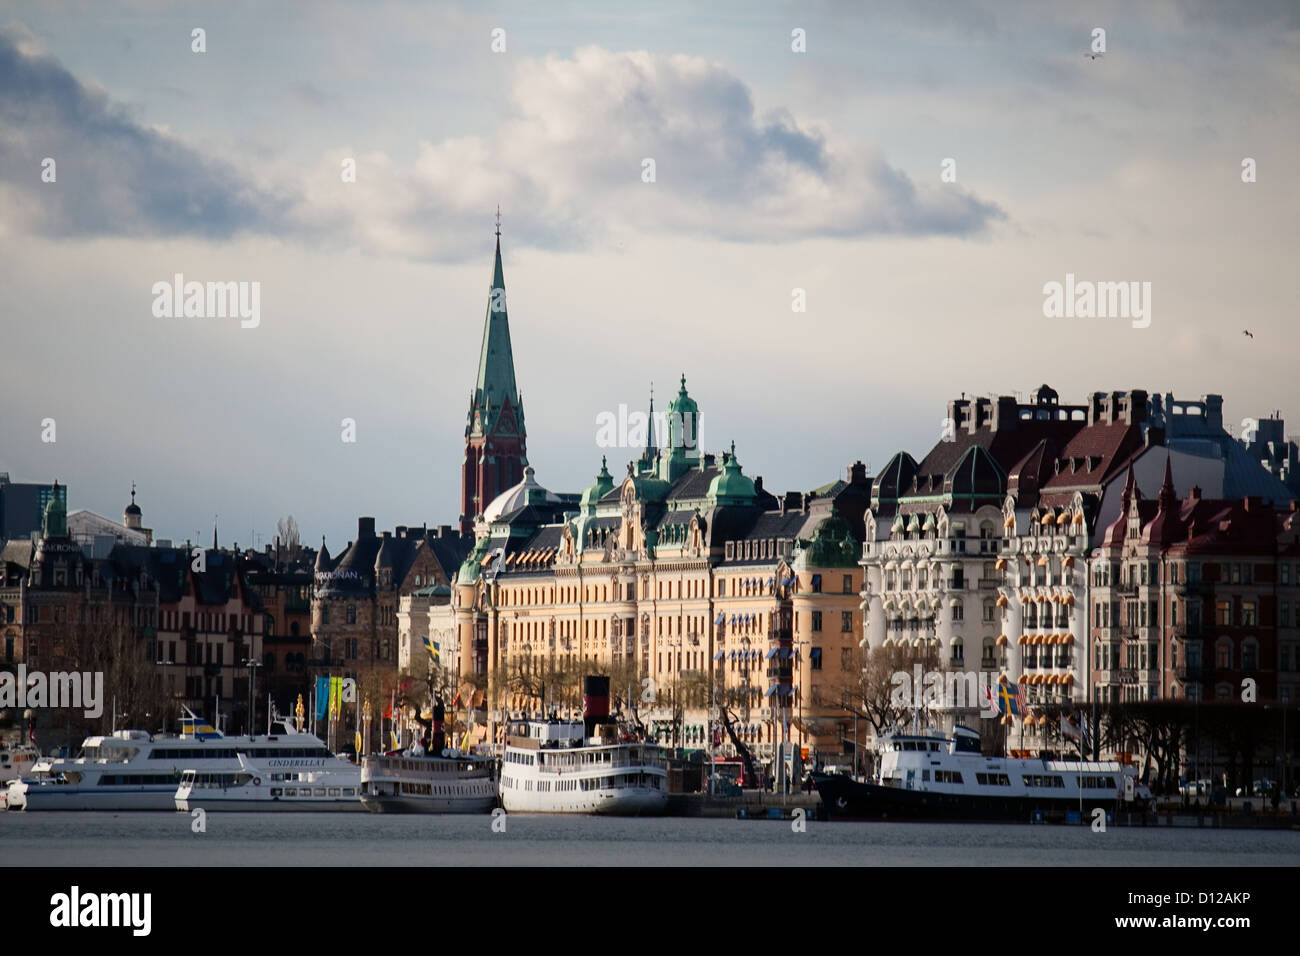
[2,1,1297,548]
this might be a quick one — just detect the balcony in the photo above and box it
[978,578,999,590]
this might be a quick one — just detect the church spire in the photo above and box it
[471,211,522,437]
[460,213,529,534]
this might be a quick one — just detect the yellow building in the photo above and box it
[448,380,871,768]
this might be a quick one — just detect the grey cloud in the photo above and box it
[0,28,290,240]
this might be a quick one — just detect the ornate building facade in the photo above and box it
[446,377,873,763]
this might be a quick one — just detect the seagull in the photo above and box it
[1243,329,1254,338]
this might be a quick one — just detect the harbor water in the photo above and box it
[5,812,1299,866]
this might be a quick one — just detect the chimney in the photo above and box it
[849,460,868,485]
[437,524,452,538]
[358,516,376,539]
[754,476,764,495]
[1204,395,1224,430]
[396,525,407,537]
[781,491,803,515]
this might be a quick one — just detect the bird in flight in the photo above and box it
[1242,330,1254,338]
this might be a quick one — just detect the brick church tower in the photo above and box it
[460,216,527,533]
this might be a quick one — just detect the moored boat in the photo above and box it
[498,676,667,815]
[359,701,497,813]
[175,753,363,812]
[814,725,1154,823]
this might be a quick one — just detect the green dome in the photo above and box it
[581,456,615,510]
[668,373,699,418]
[708,442,756,506]
[803,507,860,568]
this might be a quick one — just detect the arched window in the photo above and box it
[951,637,964,662]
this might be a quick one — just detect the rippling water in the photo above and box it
[5,811,1300,866]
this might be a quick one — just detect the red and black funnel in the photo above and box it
[583,675,610,738]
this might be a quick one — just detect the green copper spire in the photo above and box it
[470,212,523,438]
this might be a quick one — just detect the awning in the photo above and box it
[995,558,1008,570]
[1037,556,1048,566]
[1063,633,1075,644]
[765,685,779,698]
[996,595,1008,607]
[765,648,779,659]
[996,634,1009,646]
[714,612,726,625]
[1039,513,1054,525]
[714,650,724,661]
[1003,514,1015,528]
[1055,513,1070,525]
[1018,673,1029,684]
[1017,635,1029,645]
[1062,555,1075,567]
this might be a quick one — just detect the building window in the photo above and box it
[1242,640,1258,670]
[843,574,853,594]
[346,604,357,625]
[841,611,853,633]
[811,612,822,632]
[811,574,822,593]
[1216,602,1232,627]
[810,648,822,670]
[952,600,964,622]
[1242,602,1257,627]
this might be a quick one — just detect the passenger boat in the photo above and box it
[359,701,497,813]
[175,753,363,812]
[7,708,342,811]
[498,676,667,815]
[813,725,1154,823]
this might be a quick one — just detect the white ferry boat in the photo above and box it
[359,749,497,813]
[175,753,363,812]
[6,709,342,811]
[498,676,667,815]
[813,725,1155,823]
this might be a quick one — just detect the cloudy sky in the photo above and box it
[1,1,1297,550]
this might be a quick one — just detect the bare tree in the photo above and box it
[276,515,302,562]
